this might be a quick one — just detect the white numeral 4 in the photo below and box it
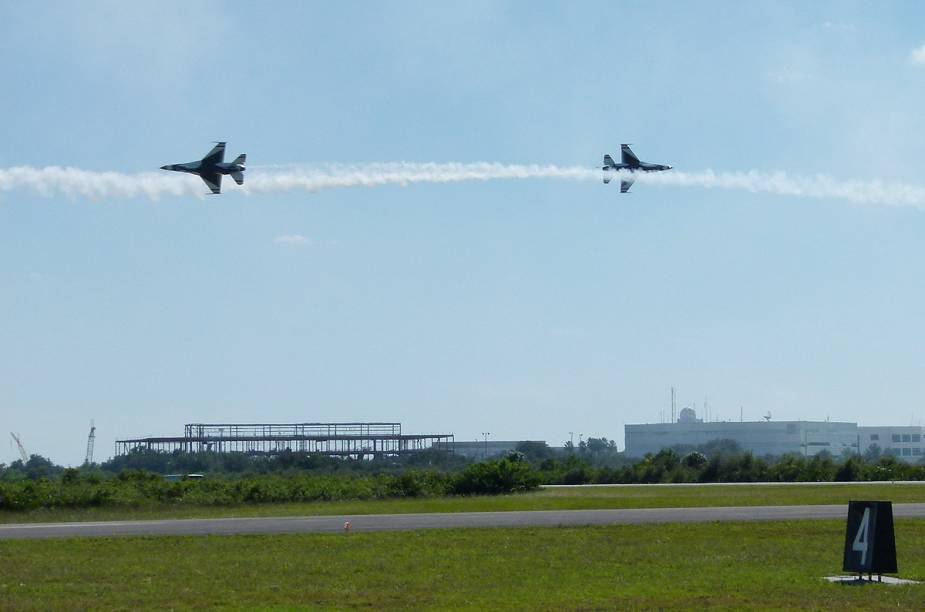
[852,507,870,566]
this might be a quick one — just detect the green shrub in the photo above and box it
[452,457,540,495]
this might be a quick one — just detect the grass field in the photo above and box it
[1,519,922,610]
[2,482,924,524]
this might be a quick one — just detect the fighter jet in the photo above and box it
[602,144,672,193]
[160,142,246,194]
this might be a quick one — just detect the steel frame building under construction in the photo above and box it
[115,422,454,459]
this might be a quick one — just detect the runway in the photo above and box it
[3,503,925,540]
[542,480,925,488]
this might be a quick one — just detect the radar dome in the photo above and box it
[678,407,698,423]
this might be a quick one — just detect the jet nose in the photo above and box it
[160,165,170,170]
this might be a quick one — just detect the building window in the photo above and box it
[902,447,912,456]
[892,434,901,443]
[913,448,922,456]
[902,434,911,443]
[913,435,921,443]
[870,434,879,441]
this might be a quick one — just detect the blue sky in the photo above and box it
[3,1,925,465]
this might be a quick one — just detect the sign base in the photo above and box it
[824,575,921,586]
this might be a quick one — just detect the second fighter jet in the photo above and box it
[602,144,672,193]
[161,142,246,195]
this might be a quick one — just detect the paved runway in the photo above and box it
[543,480,925,488]
[3,503,925,540]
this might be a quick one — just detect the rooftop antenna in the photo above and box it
[763,411,772,422]
[740,405,743,422]
[84,420,96,465]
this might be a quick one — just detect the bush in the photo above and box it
[683,452,707,469]
[563,466,591,485]
[835,456,864,482]
[452,458,541,495]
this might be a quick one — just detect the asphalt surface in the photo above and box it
[543,481,925,488]
[3,503,925,540]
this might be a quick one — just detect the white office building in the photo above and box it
[624,409,925,463]
[857,426,925,461]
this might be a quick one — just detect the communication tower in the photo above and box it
[84,420,96,465]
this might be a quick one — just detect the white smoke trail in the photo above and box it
[0,163,597,201]
[245,162,597,193]
[2,162,925,208]
[631,169,925,209]
[0,166,203,200]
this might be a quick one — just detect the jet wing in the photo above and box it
[200,172,222,194]
[620,176,636,193]
[201,142,226,165]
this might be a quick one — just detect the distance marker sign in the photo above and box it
[842,501,897,575]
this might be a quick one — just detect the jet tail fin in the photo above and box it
[231,171,245,186]
[232,154,246,166]
[603,175,612,185]
[621,144,640,167]
[603,154,617,168]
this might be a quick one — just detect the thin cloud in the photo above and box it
[911,44,925,65]
[821,21,856,32]
[273,234,310,245]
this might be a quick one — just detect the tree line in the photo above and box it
[534,448,925,485]
[515,438,925,484]
[2,437,924,513]
[0,454,540,512]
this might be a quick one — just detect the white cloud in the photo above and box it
[911,45,925,65]
[273,234,310,245]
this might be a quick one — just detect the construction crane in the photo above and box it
[10,432,29,463]
[84,420,96,465]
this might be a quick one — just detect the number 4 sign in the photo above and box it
[842,501,897,575]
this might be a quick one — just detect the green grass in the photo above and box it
[1,519,923,610]
[2,482,924,524]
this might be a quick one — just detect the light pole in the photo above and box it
[481,432,490,459]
